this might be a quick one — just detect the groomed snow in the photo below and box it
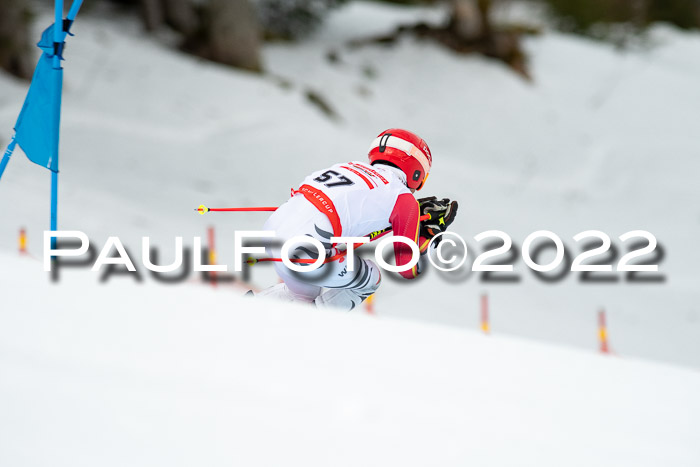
[1,252,699,466]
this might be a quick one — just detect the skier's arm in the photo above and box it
[389,193,430,280]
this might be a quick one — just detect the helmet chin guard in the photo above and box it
[368,129,432,190]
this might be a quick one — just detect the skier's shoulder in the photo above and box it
[348,161,406,187]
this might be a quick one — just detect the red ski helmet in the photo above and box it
[368,129,432,190]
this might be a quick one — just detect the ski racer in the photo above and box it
[254,129,458,310]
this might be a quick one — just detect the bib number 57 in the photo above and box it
[314,170,355,188]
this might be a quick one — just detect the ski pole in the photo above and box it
[246,250,348,266]
[196,204,277,214]
[247,214,431,266]
[197,203,430,222]
[194,203,431,264]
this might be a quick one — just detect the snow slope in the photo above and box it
[0,2,699,367]
[1,252,699,467]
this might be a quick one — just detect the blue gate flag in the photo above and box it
[0,0,83,248]
[13,24,64,173]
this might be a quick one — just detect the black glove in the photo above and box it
[418,196,459,245]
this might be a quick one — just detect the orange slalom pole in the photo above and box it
[365,294,375,315]
[208,226,217,287]
[598,309,609,354]
[19,228,27,255]
[480,293,490,334]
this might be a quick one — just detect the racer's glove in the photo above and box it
[418,196,458,245]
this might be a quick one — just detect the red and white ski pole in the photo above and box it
[196,204,277,214]
[196,203,429,221]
